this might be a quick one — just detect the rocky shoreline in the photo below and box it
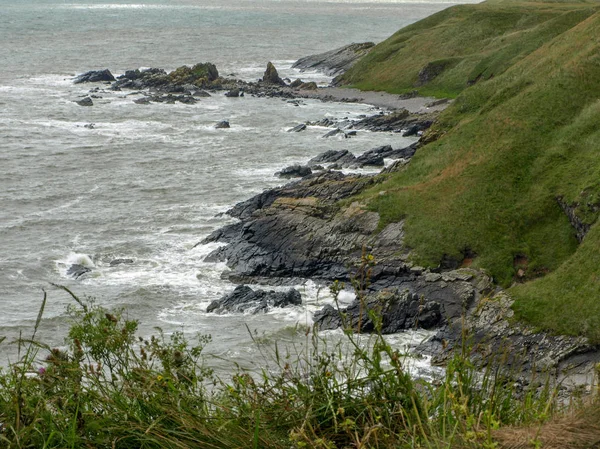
[72,48,599,392]
[202,153,599,392]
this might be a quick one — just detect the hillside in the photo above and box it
[340,0,600,340]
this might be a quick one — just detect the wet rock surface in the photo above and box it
[67,264,92,279]
[275,164,312,179]
[206,285,302,314]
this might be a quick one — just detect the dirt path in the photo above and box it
[297,86,451,113]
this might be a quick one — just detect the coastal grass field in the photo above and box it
[341,0,600,342]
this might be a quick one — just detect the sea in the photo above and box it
[0,0,474,375]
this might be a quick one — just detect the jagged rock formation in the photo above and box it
[292,42,375,77]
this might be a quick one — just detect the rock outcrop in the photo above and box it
[67,264,92,279]
[206,285,302,314]
[73,69,115,84]
[275,165,312,179]
[262,62,286,86]
[292,42,375,77]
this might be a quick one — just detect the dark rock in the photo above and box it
[352,144,418,168]
[134,97,151,105]
[353,153,384,168]
[110,259,134,266]
[169,63,219,86]
[402,125,420,137]
[314,289,443,333]
[84,123,95,129]
[299,82,318,90]
[292,42,375,77]
[225,88,240,98]
[322,128,345,139]
[206,285,302,314]
[308,149,356,167]
[73,69,115,84]
[67,264,92,279]
[194,90,212,97]
[262,62,286,86]
[290,79,304,88]
[215,120,230,129]
[276,165,312,179]
[76,97,93,107]
[287,123,307,133]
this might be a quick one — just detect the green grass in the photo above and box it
[0,284,584,449]
[340,0,598,97]
[339,0,600,340]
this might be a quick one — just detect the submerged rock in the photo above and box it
[110,258,134,266]
[287,123,307,133]
[206,285,302,314]
[215,120,230,129]
[67,264,92,279]
[76,97,93,107]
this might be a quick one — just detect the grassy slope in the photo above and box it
[344,0,600,340]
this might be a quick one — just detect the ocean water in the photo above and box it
[0,0,470,374]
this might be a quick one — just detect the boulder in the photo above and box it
[287,123,306,133]
[76,97,93,107]
[290,79,304,88]
[215,120,230,129]
[206,285,302,314]
[299,82,318,90]
[275,165,312,179]
[308,149,356,167]
[262,62,286,86]
[225,88,240,98]
[73,69,115,84]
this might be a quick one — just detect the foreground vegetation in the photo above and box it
[340,0,600,341]
[0,288,598,449]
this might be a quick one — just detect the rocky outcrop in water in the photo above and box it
[73,69,115,84]
[275,165,312,179]
[206,285,302,314]
[76,97,94,107]
[67,264,92,279]
[262,62,286,86]
[292,42,375,77]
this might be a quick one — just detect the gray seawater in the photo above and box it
[0,0,470,374]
